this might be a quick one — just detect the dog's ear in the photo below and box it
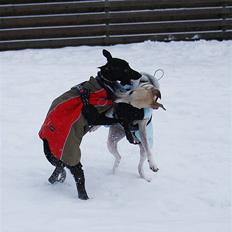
[102,49,112,61]
[152,88,161,99]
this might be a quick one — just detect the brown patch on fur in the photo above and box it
[115,86,166,110]
[129,87,165,110]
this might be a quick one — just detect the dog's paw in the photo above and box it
[150,166,159,172]
[148,161,159,173]
[127,136,140,145]
[78,192,89,200]
[125,131,141,145]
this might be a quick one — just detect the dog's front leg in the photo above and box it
[138,120,159,172]
[138,143,151,182]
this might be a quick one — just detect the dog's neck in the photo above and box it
[97,72,132,99]
[96,72,118,99]
[98,71,115,84]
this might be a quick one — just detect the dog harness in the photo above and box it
[73,83,90,106]
[134,108,154,147]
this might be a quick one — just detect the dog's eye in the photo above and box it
[124,69,129,73]
[154,96,158,102]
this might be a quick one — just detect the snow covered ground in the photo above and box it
[0,41,231,232]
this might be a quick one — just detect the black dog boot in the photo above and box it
[76,177,89,200]
[48,166,66,184]
[69,163,89,200]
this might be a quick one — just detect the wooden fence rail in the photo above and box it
[0,0,232,51]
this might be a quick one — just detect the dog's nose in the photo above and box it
[129,68,141,80]
[134,71,142,79]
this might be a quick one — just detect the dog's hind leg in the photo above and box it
[138,144,151,182]
[107,125,125,173]
[43,139,67,184]
[48,165,66,184]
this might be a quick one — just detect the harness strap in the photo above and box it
[74,84,90,106]
[130,115,153,132]
[147,115,153,126]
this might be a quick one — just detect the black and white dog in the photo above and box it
[39,50,142,200]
